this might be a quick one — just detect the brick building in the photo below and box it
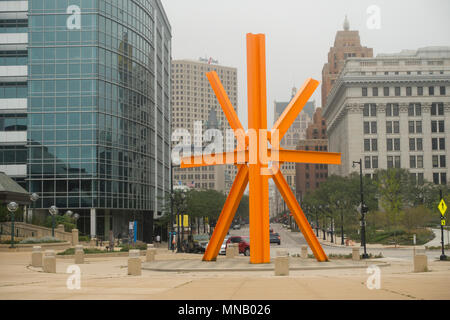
[295,108,328,201]
[321,16,373,107]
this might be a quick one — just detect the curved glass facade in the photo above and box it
[27,0,171,240]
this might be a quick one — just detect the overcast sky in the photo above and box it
[162,0,450,128]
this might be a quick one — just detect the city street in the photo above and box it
[228,223,446,261]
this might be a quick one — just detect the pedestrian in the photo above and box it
[156,234,161,243]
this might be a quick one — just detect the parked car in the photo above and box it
[270,233,281,245]
[219,237,230,255]
[226,236,250,256]
[232,224,241,230]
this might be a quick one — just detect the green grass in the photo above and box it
[426,244,450,250]
[307,252,383,260]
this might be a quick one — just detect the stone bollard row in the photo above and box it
[352,247,360,261]
[43,250,56,273]
[146,244,157,262]
[226,243,238,259]
[274,249,289,276]
[75,245,84,264]
[31,246,43,267]
[128,249,142,276]
[301,245,308,259]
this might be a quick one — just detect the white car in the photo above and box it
[219,237,229,255]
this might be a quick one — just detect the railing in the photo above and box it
[0,222,72,242]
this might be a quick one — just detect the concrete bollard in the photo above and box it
[57,224,65,233]
[72,229,79,246]
[74,245,84,264]
[43,250,56,273]
[414,254,428,272]
[31,246,43,267]
[415,246,426,256]
[128,249,142,276]
[352,247,360,261]
[226,243,237,259]
[274,256,289,276]
[276,249,288,257]
[89,238,97,248]
[301,245,308,259]
[146,244,157,262]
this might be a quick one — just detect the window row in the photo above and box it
[0,146,27,164]
[433,173,447,185]
[362,86,446,97]
[363,103,445,117]
[0,114,27,131]
[0,82,27,99]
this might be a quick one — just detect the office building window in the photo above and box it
[373,87,378,96]
[364,122,370,134]
[371,121,377,134]
[387,156,393,168]
[417,173,424,185]
[417,87,423,96]
[363,104,370,116]
[432,138,438,150]
[429,86,435,95]
[370,104,377,116]
[433,173,440,184]
[440,86,446,95]
[386,103,400,116]
[364,139,370,152]
[395,156,401,168]
[417,138,423,151]
[393,121,399,133]
[372,139,378,151]
[409,121,415,133]
[441,173,447,185]
[395,87,401,96]
[362,87,368,97]
[410,156,416,168]
[433,155,439,168]
[406,87,412,96]
[439,138,445,150]
[431,120,438,133]
[440,155,446,168]
[386,121,392,134]
[416,121,422,133]
[409,138,415,151]
[439,120,445,133]
[365,156,371,169]
[372,156,378,169]
[384,87,389,96]
[417,155,424,168]
[394,138,400,151]
[438,103,444,115]
[387,139,393,151]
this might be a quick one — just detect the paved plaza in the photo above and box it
[0,248,449,300]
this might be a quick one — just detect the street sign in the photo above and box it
[438,199,447,216]
[442,220,446,226]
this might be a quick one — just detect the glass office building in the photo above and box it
[27,0,171,241]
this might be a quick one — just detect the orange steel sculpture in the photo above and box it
[181,34,341,263]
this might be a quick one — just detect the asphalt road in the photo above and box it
[228,223,446,261]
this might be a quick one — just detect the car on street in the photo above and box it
[270,232,281,245]
[219,237,229,255]
[232,224,241,230]
[226,236,250,256]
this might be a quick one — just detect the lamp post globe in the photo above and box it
[66,210,73,217]
[48,206,58,237]
[7,202,18,248]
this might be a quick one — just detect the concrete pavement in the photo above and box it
[1,248,450,300]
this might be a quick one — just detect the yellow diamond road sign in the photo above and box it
[442,220,446,226]
[438,199,447,216]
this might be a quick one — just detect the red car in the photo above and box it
[226,236,250,256]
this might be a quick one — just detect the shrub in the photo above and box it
[78,235,90,242]
[19,236,63,244]
[44,215,76,232]
[57,248,107,255]
[119,241,147,252]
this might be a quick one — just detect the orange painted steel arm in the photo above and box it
[274,149,341,165]
[203,165,249,261]
[206,71,245,133]
[271,78,319,143]
[271,168,328,262]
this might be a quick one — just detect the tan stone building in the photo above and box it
[322,16,373,107]
[171,59,238,192]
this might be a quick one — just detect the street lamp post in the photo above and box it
[353,159,369,259]
[318,205,326,240]
[29,193,39,224]
[73,213,79,227]
[7,202,18,248]
[48,206,58,237]
[337,200,345,245]
[326,204,334,243]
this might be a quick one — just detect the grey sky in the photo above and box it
[162,0,450,129]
